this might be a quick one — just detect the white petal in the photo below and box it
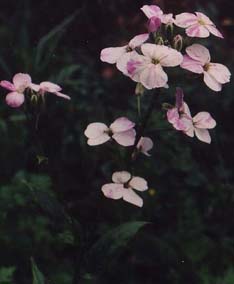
[129,177,148,191]
[112,129,136,147]
[87,134,110,146]
[186,44,210,65]
[193,112,216,129]
[207,63,231,84]
[129,34,149,49]
[123,188,143,207]
[174,12,198,28]
[203,71,222,92]
[194,128,211,144]
[137,137,154,156]
[141,5,163,19]
[13,73,32,91]
[40,81,62,93]
[186,24,210,38]
[112,171,131,184]
[140,63,168,89]
[100,46,127,64]
[102,183,123,200]
[84,123,109,139]
[110,117,135,133]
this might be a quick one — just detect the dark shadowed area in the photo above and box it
[0,0,233,283]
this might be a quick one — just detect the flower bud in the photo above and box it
[155,36,164,45]
[31,94,38,105]
[165,22,174,37]
[148,16,161,33]
[135,83,145,96]
[173,35,183,51]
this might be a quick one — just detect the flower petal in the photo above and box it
[193,112,216,129]
[141,5,163,19]
[137,137,154,156]
[186,24,210,38]
[175,87,184,111]
[40,82,62,93]
[186,44,210,65]
[207,63,231,84]
[180,55,204,74]
[84,123,109,139]
[102,183,123,200]
[5,92,25,108]
[140,63,168,89]
[194,128,211,144]
[30,83,40,92]
[13,73,31,90]
[110,117,135,133]
[203,71,222,92]
[123,188,143,207]
[0,81,16,91]
[112,129,136,147]
[174,12,198,28]
[195,12,214,26]
[129,34,149,49]
[87,135,110,146]
[129,177,148,191]
[112,171,131,184]
[54,92,71,100]
[100,46,127,64]
[205,25,223,38]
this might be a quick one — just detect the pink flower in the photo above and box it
[84,117,136,147]
[100,33,149,65]
[174,12,223,38]
[101,171,148,207]
[148,16,162,33]
[181,44,231,92]
[118,43,183,89]
[30,81,70,100]
[167,88,216,143]
[141,5,174,25]
[0,73,32,108]
[137,137,154,156]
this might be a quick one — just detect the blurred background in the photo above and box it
[0,0,233,283]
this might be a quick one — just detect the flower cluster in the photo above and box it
[0,73,70,108]
[85,5,231,207]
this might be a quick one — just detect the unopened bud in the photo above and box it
[135,83,145,96]
[148,16,161,33]
[31,94,38,105]
[165,22,174,37]
[155,36,164,45]
[173,34,183,51]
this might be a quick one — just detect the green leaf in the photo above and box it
[87,221,149,273]
[0,266,15,283]
[31,258,45,284]
[34,11,78,71]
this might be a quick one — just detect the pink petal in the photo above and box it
[5,92,25,108]
[122,188,143,207]
[193,112,216,129]
[194,128,211,144]
[207,63,231,84]
[112,129,136,147]
[112,171,131,184]
[182,119,195,137]
[175,87,184,111]
[180,55,204,74]
[161,13,174,24]
[129,177,148,191]
[55,92,71,100]
[30,83,40,92]
[13,73,32,90]
[186,24,210,38]
[137,137,154,156]
[0,81,16,91]
[87,135,111,146]
[100,46,127,64]
[102,183,123,200]
[84,122,109,139]
[129,34,149,49]
[174,12,198,28]
[40,82,62,93]
[183,102,192,118]
[203,71,222,92]
[141,5,163,19]
[167,108,179,124]
[205,25,224,38]
[186,44,210,65]
[110,117,135,133]
[140,63,168,89]
[195,12,214,26]
[148,16,161,33]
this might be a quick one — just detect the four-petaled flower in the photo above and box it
[0,73,32,108]
[181,44,231,91]
[118,43,183,89]
[174,12,223,38]
[102,171,148,207]
[84,117,136,146]
[167,88,216,143]
[141,5,174,25]
[30,81,70,100]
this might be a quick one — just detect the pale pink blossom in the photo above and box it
[137,137,154,156]
[100,33,149,65]
[118,43,183,89]
[148,16,162,33]
[0,73,32,108]
[141,5,174,25]
[84,117,136,147]
[30,81,70,100]
[174,12,223,38]
[101,171,148,207]
[181,44,231,91]
[167,88,216,143]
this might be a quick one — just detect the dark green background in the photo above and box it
[0,0,233,283]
